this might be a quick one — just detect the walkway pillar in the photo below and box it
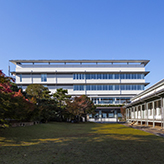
[141,105,142,125]
[146,102,148,126]
[162,98,164,129]
[137,106,138,125]
[153,101,155,127]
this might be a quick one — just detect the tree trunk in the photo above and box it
[84,114,87,122]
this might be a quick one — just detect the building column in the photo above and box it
[99,110,102,123]
[162,97,164,129]
[127,108,129,121]
[146,102,148,126]
[152,101,155,128]
[115,110,118,122]
[84,71,86,95]
[129,108,131,120]
[136,106,138,125]
[133,107,135,120]
[141,105,142,125]
[96,99,99,105]
[31,70,33,83]
[126,108,128,122]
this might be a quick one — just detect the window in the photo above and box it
[81,74,84,79]
[108,85,113,90]
[86,74,90,79]
[102,113,107,118]
[108,111,114,117]
[114,85,119,90]
[126,85,131,90]
[41,74,47,82]
[97,74,101,79]
[20,74,22,82]
[103,85,108,90]
[137,74,141,79]
[120,74,124,79]
[126,74,130,79]
[108,74,113,79]
[86,85,90,90]
[73,74,75,79]
[97,85,102,90]
[103,74,107,79]
[114,74,119,79]
[141,74,144,79]
[121,85,126,90]
[90,74,96,79]
[73,85,84,90]
[89,114,92,118]
[73,74,84,79]
[91,85,97,90]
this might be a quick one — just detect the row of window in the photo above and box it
[73,85,144,91]
[89,112,122,118]
[19,73,144,82]
[19,74,48,82]
[73,73,144,80]
[92,97,131,104]
[130,108,161,117]
[129,100,162,117]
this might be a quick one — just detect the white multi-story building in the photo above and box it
[10,60,149,122]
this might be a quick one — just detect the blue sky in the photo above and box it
[0,0,164,88]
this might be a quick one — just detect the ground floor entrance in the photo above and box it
[88,107,122,122]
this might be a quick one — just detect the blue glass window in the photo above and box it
[103,85,108,90]
[109,85,113,90]
[41,74,47,82]
[86,85,90,90]
[126,74,130,79]
[115,74,119,79]
[141,74,144,79]
[120,74,125,79]
[108,74,113,79]
[20,74,22,82]
[86,74,90,79]
[91,85,97,90]
[97,85,102,90]
[81,74,84,79]
[114,85,119,90]
[73,85,84,90]
[103,74,107,79]
[126,85,131,90]
[97,74,101,79]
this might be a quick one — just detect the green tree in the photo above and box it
[38,99,57,123]
[53,88,71,121]
[26,84,51,101]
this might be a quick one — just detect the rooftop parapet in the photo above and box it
[9,60,150,66]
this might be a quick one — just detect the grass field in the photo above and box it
[1,122,164,164]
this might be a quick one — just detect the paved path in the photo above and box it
[123,123,164,137]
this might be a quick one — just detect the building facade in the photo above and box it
[126,79,164,128]
[10,60,149,122]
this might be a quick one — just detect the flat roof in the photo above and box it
[125,79,164,108]
[9,59,150,66]
[130,78,164,101]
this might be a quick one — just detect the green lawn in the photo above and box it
[0,122,164,164]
